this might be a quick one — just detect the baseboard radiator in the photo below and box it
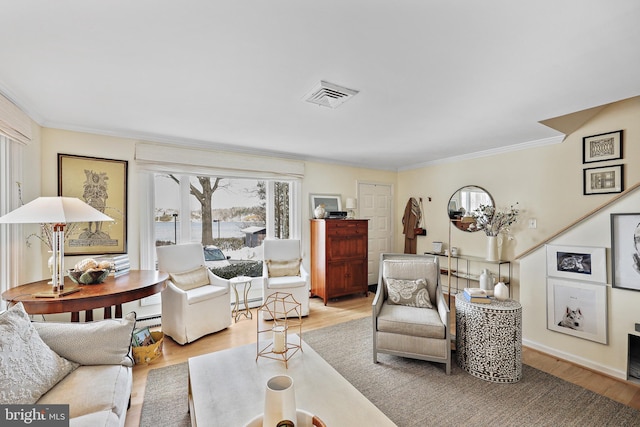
[136,314,161,329]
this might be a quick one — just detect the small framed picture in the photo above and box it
[583,130,622,163]
[583,164,624,195]
[547,277,607,344]
[309,194,342,218]
[132,327,155,347]
[611,213,640,292]
[546,244,606,283]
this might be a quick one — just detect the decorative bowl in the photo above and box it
[244,409,326,427]
[68,269,110,285]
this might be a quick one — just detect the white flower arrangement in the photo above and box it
[470,203,520,237]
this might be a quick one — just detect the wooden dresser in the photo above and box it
[310,219,369,305]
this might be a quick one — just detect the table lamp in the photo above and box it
[0,197,113,295]
[345,198,356,219]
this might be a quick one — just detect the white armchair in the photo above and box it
[156,243,231,345]
[262,239,310,317]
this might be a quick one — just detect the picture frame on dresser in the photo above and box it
[546,277,607,344]
[611,213,640,291]
[309,194,341,218]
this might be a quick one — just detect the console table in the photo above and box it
[455,295,522,383]
[1,270,167,322]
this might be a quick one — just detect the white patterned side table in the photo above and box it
[455,295,522,383]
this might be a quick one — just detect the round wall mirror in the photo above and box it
[447,185,494,232]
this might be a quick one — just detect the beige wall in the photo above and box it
[13,96,639,377]
[396,96,640,379]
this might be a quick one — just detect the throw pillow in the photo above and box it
[0,302,78,404]
[385,278,433,308]
[33,311,137,367]
[169,266,210,291]
[266,259,301,278]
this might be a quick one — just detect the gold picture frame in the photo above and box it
[58,154,128,255]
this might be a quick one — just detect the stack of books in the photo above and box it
[461,288,491,304]
[96,254,130,278]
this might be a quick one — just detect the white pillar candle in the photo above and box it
[272,325,287,353]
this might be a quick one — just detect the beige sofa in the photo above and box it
[0,302,135,427]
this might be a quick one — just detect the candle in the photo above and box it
[272,325,287,353]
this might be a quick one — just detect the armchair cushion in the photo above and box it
[377,302,445,339]
[383,259,438,305]
[169,266,210,291]
[266,258,302,277]
[184,284,228,304]
[385,278,433,309]
[0,302,79,404]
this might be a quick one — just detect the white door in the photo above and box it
[358,182,393,285]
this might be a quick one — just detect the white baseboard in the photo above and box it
[523,338,627,380]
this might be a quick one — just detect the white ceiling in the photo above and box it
[1,1,639,170]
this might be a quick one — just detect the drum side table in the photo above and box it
[455,295,522,383]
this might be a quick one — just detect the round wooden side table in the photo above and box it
[455,295,522,383]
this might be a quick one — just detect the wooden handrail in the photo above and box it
[515,181,640,260]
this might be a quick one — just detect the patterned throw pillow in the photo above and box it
[266,259,301,278]
[385,278,433,308]
[33,312,137,367]
[0,302,78,404]
[169,266,210,291]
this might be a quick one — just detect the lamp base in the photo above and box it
[33,285,80,298]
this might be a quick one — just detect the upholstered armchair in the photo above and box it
[372,253,451,374]
[156,243,231,345]
[262,239,310,317]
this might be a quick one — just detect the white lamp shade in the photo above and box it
[345,198,356,209]
[0,196,113,224]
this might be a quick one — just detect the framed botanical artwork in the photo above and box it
[583,164,624,195]
[547,277,607,344]
[611,213,640,291]
[58,154,128,255]
[546,244,606,283]
[583,130,622,163]
[309,194,342,218]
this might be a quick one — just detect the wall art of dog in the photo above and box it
[558,306,584,331]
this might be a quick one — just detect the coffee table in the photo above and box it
[188,335,396,426]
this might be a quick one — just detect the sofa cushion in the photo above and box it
[266,259,301,278]
[38,364,132,421]
[0,302,78,404]
[33,312,136,367]
[385,278,433,308]
[377,302,445,339]
[169,266,210,291]
[267,276,306,289]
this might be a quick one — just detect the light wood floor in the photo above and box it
[124,294,640,427]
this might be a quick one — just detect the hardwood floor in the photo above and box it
[124,294,640,427]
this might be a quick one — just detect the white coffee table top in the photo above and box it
[188,335,396,426]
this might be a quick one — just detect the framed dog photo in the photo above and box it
[547,277,607,344]
[583,130,622,164]
[546,244,606,283]
[611,213,640,291]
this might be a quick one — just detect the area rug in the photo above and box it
[140,318,640,426]
[139,362,190,427]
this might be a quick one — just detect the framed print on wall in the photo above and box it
[583,130,622,163]
[546,244,606,283]
[583,164,624,195]
[611,213,640,291]
[547,277,608,344]
[58,154,128,255]
[309,194,342,218]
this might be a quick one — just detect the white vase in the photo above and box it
[494,282,509,301]
[313,205,326,219]
[486,236,499,261]
[479,269,494,291]
[263,375,296,427]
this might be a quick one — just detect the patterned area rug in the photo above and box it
[140,318,640,426]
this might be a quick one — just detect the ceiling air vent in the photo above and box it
[304,81,359,109]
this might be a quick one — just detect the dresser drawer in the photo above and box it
[326,220,368,236]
